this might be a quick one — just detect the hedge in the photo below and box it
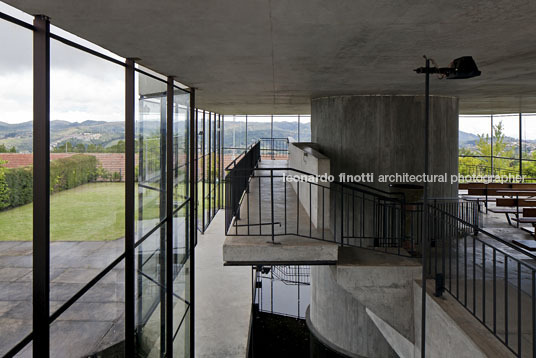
[0,154,99,210]
[50,154,98,193]
[4,166,32,208]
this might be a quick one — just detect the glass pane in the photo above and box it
[273,115,298,141]
[492,114,519,176]
[247,115,271,146]
[299,115,311,142]
[172,210,189,345]
[49,38,125,312]
[197,110,204,231]
[458,115,492,176]
[0,18,33,356]
[223,115,246,156]
[173,91,189,205]
[49,260,124,357]
[135,226,166,356]
[136,72,167,238]
[173,310,190,358]
[522,113,536,179]
[135,71,168,357]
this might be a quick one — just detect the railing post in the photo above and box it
[473,201,479,236]
[340,186,344,246]
[271,168,275,243]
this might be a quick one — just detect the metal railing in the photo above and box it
[260,137,290,160]
[426,200,536,357]
[458,161,536,182]
[224,141,261,232]
[225,163,424,256]
[228,142,536,356]
[253,265,310,319]
[271,265,311,285]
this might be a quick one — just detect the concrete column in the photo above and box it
[311,95,459,198]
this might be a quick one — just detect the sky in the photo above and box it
[0,2,125,125]
[459,114,536,141]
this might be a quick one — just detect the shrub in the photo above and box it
[97,166,112,181]
[50,154,98,193]
[0,161,10,210]
[4,166,32,209]
[0,154,99,211]
[112,171,121,182]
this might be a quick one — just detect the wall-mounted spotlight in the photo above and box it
[414,56,481,79]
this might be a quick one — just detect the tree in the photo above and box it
[0,144,17,153]
[75,143,86,153]
[474,121,517,175]
[106,140,125,153]
[53,142,74,153]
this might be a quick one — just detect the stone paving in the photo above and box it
[0,239,125,357]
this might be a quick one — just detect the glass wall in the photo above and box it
[247,115,272,145]
[522,113,536,178]
[0,8,199,358]
[197,110,223,233]
[0,13,33,357]
[298,115,311,142]
[459,113,535,179]
[222,114,311,162]
[135,72,167,355]
[222,115,246,170]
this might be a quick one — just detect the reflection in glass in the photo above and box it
[135,72,167,356]
[49,37,125,319]
[49,261,125,357]
[0,18,33,356]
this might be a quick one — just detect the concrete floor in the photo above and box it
[195,211,252,358]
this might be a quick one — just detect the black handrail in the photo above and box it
[226,165,415,256]
[224,141,261,232]
[426,199,536,357]
[260,138,290,160]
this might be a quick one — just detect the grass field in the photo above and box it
[0,181,223,241]
[0,182,127,242]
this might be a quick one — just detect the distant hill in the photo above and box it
[459,131,479,146]
[7,120,533,153]
[0,120,162,153]
[223,121,311,148]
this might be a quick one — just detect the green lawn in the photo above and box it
[0,181,221,242]
[0,182,127,242]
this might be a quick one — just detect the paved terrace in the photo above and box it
[0,239,125,357]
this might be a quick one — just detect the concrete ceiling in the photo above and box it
[5,0,536,114]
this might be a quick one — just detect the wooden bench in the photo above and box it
[461,182,536,213]
[462,183,510,213]
[508,208,536,238]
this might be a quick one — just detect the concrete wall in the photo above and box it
[308,254,515,358]
[288,142,330,229]
[308,249,421,357]
[309,265,397,357]
[311,95,459,198]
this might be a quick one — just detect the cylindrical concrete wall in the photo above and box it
[311,95,459,198]
[308,266,397,357]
